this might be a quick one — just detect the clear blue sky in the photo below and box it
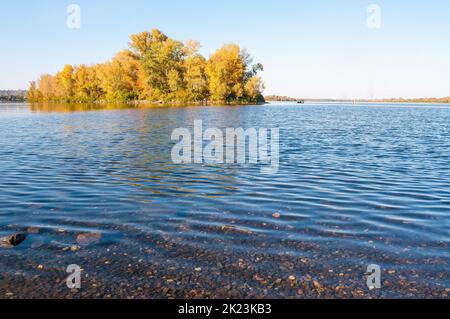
[1,0,450,99]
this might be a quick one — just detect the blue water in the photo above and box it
[0,102,448,298]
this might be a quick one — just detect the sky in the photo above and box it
[1,0,450,99]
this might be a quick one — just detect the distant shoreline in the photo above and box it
[3,90,450,105]
[265,95,450,104]
[0,90,26,102]
[266,100,450,105]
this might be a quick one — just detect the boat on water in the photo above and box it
[297,100,305,104]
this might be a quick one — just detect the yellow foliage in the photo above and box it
[206,44,246,102]
[29,28,264,104]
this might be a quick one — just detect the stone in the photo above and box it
[1,233,27,247]
[76,232,102,246]
[220,225,253,235]
[27,227,40,234]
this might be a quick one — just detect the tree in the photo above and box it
[129,31,153,57]
[98,50,140,101]
[59,64,75,99]
[245,76,265,103]
[183,40,209,102]
[74,65,104,102]
[37,74,54,101]
[139,30,186,102]
[206,44,246,102]
[27,81,40,102]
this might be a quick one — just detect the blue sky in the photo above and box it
[1,0,450,99]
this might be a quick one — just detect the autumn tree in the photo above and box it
[129,31,153,58]
[245,76,265,103]
[37,74,54,101]
[206,44,264,103]
[73,65,104,102]
[206,44,246,102]
[59,65,75,99]
[137,29,186,102]
[183,40,209,102]
[98,50,140,101]
[27,81,40,102]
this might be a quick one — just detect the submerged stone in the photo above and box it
[1,233,27,247]
[76,232,102,246]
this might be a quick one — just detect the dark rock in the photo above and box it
[4,233,27,247]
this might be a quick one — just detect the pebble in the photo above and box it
[27,227,40,234]
[77,232,102,246]
[1,233,27,247]
[313,280,324,293]
[335,286,345,293]
[220,225,253,235]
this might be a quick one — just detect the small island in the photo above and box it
[27,28,265,105]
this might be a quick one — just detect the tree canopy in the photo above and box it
[28,28,265,104]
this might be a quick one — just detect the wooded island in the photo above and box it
[27,28,265,105]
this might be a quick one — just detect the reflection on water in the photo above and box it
[29,102,134,113]
[0,102,449,298]
[28,102,238,113]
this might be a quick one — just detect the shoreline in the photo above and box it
[265,100,450,105]
[3,100,450,106]
[25,100,266,107]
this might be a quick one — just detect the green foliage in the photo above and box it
[29,28,265,104]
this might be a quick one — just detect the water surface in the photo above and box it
[0,102,448,298]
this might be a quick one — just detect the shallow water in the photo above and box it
[0,102,448,298]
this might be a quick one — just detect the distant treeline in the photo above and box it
[265,96,450,104]
[28,28,265,105]
[371,97,450,104]
[265,95,299,102]
[0,90,26,102]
